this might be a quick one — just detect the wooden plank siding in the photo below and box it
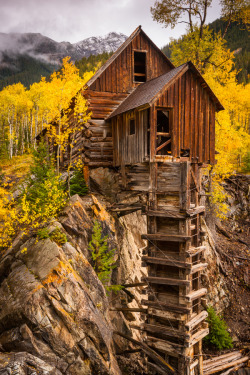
[88,32,172,94]
[112,108,149,166]
[152,70,216,164]
[112,69,216,167]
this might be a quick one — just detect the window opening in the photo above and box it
[134,51,146,82]
[156,110,171,155]
[129,118,135,135]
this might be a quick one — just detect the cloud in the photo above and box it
[0,0,221,48]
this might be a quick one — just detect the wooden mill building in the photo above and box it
[51,26,224,374]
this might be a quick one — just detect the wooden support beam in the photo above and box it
[190,359,199,370]
[141,299,191,314]
[142,256,192,269]
[190,167,200,192]
[185,205,205,216]
[148,307,187,321]
[141,233,191,242]
[186,327,209,348]
[186,288,207,302]
[143,323,190,340]
[146,208,186,219]
[190,262,208,274]
[156,138,171,153]
[109,206,142,213]
[146,336,184,356]
[122,282,147,288]
[186,245,206,257]
[145,207,205,219]
[143,276,190,286]
[185,311,208,331]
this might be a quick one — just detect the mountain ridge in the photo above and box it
[0,31,127,89]
[0,31,127,64]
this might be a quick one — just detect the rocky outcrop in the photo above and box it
[0,191,149,374]
[0,195,122,375]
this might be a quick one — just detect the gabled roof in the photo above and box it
[86,25,175,88]
[108,61,224,118]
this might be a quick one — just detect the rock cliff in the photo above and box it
[0,169,249,374]
[0,187,148,374]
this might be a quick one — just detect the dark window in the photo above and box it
[157,110,170,133]
[134,51,146,82]
[129,119,135,135]
[156,109,171,155]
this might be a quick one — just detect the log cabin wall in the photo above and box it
[152,70,216,164]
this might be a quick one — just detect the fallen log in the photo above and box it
[219,363,245,375]
[203,355,249,375]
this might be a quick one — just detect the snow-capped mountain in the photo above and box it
[73,32,127,58]
[0,31,127,65]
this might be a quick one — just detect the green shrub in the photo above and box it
[204,306,233,350]
[69,169,88,196]
[50,228,67,246]
[37,227,50,240]
[89,221,122,292]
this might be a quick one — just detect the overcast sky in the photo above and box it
[0,0,221,48]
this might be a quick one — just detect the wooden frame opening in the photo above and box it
[156,108,172,155]
[129,118,135,135]
[134,51,147,83]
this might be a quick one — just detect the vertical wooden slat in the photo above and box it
[194,78,199,161]
[205,94,209,163]
[178,78,181,156]
[190,74,195,160]
[184,71,190,149]
[210,104,215,164]
[150,106,156,162]
[181,76,185,150]
[172,83,178,157]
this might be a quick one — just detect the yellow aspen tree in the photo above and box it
[42,57,93,173]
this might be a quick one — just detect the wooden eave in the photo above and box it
[86,25,175,89]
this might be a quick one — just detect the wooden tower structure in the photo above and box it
[42,26,224,374]
[108,60,223,372]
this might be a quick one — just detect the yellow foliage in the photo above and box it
[0,167,67,249]
[170,27,250,217]
[0,57,94,160]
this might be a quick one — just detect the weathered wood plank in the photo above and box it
[186,288,207,301]
[141,233,191,242]
[143,276,190,286]
[185,311,208,331]
[141,299,191,314]
[142,256,192,269]
[146,336,184,356]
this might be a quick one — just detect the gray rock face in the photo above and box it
[0,195,121,375]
